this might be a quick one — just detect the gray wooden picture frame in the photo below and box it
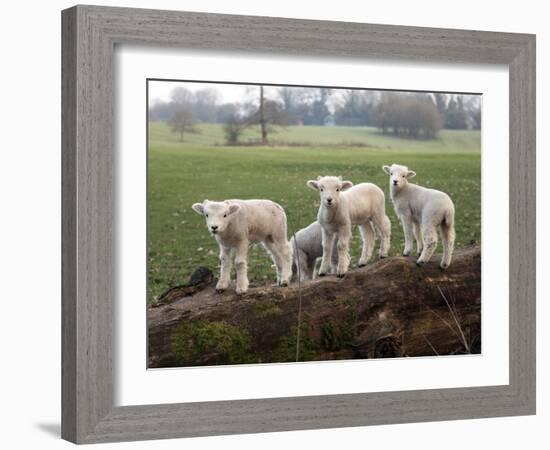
[61,4,536,444]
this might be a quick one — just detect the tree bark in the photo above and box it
[148,246,481,368]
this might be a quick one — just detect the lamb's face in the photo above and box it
[382,164,416,190]
[191,200,240,235]
[307,176,353,208]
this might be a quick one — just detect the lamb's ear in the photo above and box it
[406,170,416,178]
[340,180,353,191]
[191,202,205,215]
[307,180,320,191]
[227,204,240,215]
[382,165,391,174]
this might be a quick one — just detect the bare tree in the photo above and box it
[169,106,199,142]
[170,86,194,105]
[259,85,267,144]
[223,112,249,144]
[334,90,373,126]
[433,93,448,114]
[278,87,296,112]
[464,96,481,130]
[193,88,220,122]
[374,92,442,139]
[445,95,468,130]
[246,85,291,144]
[277,87,307,125]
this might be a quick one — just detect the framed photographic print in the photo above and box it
[146,79,484,369]
[62,5,536,444]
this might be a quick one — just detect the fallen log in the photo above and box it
[148,246,481,368]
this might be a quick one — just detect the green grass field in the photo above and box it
[148,122,481,302]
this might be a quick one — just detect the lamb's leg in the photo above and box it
[401,215,414,256]
[371,214,391,258]
[330,237,339,273]
[234,240,249,294]
[263,241,282,285]
[413,222,424,256]
[291,259,298,281]
[439,222,455,269]
[281,241,293,286]
[417,226,438,265]
[335,226,352,277]
[216,245,232,292]
[297,256,312,282]
[295,251,314,282]
[269,239,292,286]
[358,222,375,266]
[305,258,316,281]
[319,229,336,276]
[292,247,306,281]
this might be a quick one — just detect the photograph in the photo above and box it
[146,80,482,368]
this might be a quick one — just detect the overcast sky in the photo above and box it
[149,81,266,105]
[148,80,479,106]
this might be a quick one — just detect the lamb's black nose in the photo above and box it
[327,198,333,203]
[211,225,218,231]
[393,180,398,185]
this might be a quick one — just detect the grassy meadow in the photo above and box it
[148,122,481,302]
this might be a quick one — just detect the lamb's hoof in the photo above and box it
[318,272,327,277]
[357,263,367,268]
[279,281,289,287]
[416,260,427,266]
[440,263,449,270]
[235,289,248,296]
[336,272,346,278]
[403,252,411,257]
[215,288,226,294]
[379,255,388,259]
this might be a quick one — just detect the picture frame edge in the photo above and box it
[61,5,536,444]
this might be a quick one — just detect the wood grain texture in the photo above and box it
[508,35,536,410]
[61,4,536,444]
[61,7,77,443]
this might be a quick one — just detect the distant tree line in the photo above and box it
[149,85,481,144]
[374,93,442,139]
[438,94,481,130]
[223,86,299,145]
[150,86,235,124]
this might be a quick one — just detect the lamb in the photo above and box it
[306,176,391,277]
[290,221,338,281]
[191,199,293,294]
[382,163,455,269]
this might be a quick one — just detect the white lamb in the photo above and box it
[290,221,338,281]
[382,164,455,269]
[306,176,391,277]
[191,199,293,294]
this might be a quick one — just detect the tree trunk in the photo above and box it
[148,246,481,368]
[259,85,267,144]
